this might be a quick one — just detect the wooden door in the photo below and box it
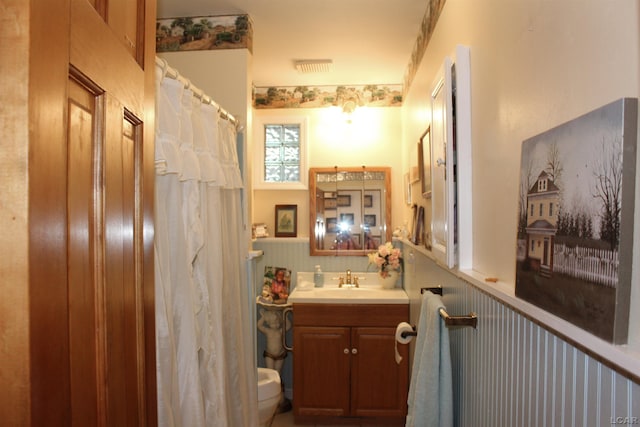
[24,0,157,425]
[350,327,408,419]
[293,326,351,417]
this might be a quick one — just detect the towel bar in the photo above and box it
[438,308,478,329]
[399,306,478,338]
[402,287,479,330]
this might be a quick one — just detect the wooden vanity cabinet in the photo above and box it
[293,303,409,425]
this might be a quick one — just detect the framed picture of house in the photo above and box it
[275,204,297,237]
[515,98,637,344]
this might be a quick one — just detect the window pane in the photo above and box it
[265,164,283,181]
[263,123,301,183]
[283,165,300,181]
[283,125,300,142]
[283,146,300,162]
[265,125,283,144]
[265,146,281,162]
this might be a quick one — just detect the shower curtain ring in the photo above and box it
[160,58,169,79]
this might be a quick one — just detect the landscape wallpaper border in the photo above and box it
[252,84,403,109]
[156,14,253,53]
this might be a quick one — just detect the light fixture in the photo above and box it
[342,100,357,114]
[294,59,333,73]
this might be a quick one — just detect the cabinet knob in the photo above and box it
[351,348,358,355]
[343,348,350,354]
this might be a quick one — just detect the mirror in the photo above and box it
[310,166,391,256]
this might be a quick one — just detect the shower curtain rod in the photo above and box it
[155,57,239,128]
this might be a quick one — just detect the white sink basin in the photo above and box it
[289,272,408,304]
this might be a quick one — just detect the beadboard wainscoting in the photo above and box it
[253,238,640,425]
[403,244,640,427]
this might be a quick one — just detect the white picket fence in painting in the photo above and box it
[553,243,618,288]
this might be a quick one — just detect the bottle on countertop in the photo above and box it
[313,265,324,288]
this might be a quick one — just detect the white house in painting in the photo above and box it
[525,171,560,276]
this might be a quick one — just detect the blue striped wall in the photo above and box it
[252,238,640,425]
[404,246,640,427]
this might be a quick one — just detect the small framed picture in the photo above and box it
[252,223,269,238]
[404,172,412,205]
[275,204,297,237]
[364,194,373,208]
[326,217,338,233]
[324,198,337,210]
[340,213,354,225]
[364,214,376,227]
[337,194,351,207]
[261,266,291,304]
[420,126,432,199]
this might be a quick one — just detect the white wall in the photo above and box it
[402,0,640,350]
[253,106,404,237]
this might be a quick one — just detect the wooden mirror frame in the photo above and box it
[309,166,392,256]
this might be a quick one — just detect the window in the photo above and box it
[539,203,543,216]
[549,202,553,216]
[264,124,300,182]
[530,203,534,217]
[254,115,308,190]
[538,179,547,192]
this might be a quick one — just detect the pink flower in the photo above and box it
[368,241,403,275]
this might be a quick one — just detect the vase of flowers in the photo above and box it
[368,241,403,289]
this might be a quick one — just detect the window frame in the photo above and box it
[253,115,308,190]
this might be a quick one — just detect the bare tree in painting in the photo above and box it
[592,137,622,250]
[545,140,565,233]
[545,141,564,187]
[518,156,537,235]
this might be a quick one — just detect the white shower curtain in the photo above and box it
[154,62,258,427]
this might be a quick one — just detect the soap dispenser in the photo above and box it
[313,265,324,288]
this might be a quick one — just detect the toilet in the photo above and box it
[257,367,281,427]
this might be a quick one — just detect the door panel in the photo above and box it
[67,77,102,426]
[293,326,351,416]
[351,327,408,417]
[27,0,156,425]
[103,100,145,425]
[107,0,143,59]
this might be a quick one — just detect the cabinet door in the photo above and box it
[350,327,408,417]
[293,326,351,417]
[431,56,457,268]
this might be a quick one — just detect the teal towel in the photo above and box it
[406,291,453,427]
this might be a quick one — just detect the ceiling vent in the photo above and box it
[294,59,333,73]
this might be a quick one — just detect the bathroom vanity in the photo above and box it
[289,279,409,425]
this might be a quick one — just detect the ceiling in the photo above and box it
[156,0,428,89]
